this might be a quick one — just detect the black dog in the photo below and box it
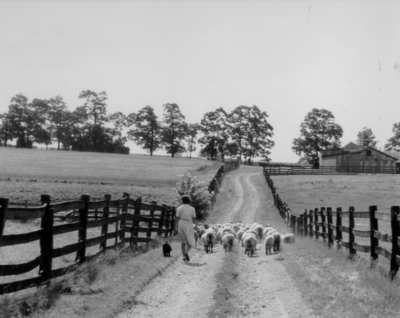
[163,241,172,257]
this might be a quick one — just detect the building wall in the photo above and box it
[321,157,336,166]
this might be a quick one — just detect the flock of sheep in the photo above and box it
[194,222,295,257]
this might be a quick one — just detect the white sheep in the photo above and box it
[202,230,217,253]
[264,235,274,255]
[272,232,281,252]
[222,233,235,252]
[243,235,257,257]
[282,233,295,244]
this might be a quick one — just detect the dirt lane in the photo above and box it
[116,166,315,318]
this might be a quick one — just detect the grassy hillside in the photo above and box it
[270,174,400,213]
[0,148,222,204]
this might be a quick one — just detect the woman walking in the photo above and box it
[175,195,197,262]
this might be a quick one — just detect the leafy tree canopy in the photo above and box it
[356,127,377,148]
[385,122,400,152]
[292,108,343,167]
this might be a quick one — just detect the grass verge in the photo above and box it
[207,247,240,318]
[280,237,400,318]
[0,237,182,318]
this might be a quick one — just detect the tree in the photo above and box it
[160,103,187,158]
[228,105,274,163]
[292,108,343,168]
[48,95,69,150]
[356,127,377,148]
[198,108,228,160]
[185,123,198,158]
[0,113,13,147]
[7,95,50,148]
[385,122,400,152]
[127,106,162,156]
[78,90,108,151]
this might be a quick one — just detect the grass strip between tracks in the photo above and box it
[207,246,241,318]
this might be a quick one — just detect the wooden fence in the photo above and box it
[263,169,400,279]
[0,194,176,295]
[0,160,240,295]
[263,165,398,175]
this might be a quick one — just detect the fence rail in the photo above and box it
[0,194,176,295]
[263,165,398,175]
[0,160,241,295]
[263,169,400,279]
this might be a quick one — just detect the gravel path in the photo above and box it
[117,166,316,318]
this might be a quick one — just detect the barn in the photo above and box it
[320,142,398,173]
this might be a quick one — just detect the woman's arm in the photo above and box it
[192,217,197,225]
[175,216,180,230]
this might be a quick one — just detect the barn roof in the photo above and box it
[321,146,399,161]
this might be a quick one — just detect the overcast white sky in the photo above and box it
[1,1,400,162]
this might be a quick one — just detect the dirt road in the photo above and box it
[117,166,316,318]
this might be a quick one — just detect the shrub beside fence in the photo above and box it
[263,168,400,279]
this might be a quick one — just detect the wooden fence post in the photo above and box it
[336,208,342,248]
[303,210,308,237]
[349,206,356,256]
[130,197,142,246]
[390,206,400,279]
[146,201,157,246]
[321,207,326,242]
[369,205,379,261]
[0,198,9,247]
[115,198,120,248]
[309,209,313,238]
[327,207,333,247]
[158,205,167,237]
[314,208,319,240]
[77,195,90,263]
[101,194,111,251]
[120,192,130,243]
[170,207,176,236]
[39,195,53,283]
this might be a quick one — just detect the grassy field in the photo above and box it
[0,147,222,204]
[270,174,400,267]
[0,147,222,295]
[270,174,400,213]
[281,238,400,318]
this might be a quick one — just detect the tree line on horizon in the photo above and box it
[1,91,399,165]
[0,91,274,163]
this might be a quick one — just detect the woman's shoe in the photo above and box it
[185,253,190,262]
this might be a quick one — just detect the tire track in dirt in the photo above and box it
[117,166,315,318]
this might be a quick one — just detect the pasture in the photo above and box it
[0,148,222,205]
[271,174,400,265]
[0,148,222,293]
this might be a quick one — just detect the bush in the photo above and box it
[173,172,212,220]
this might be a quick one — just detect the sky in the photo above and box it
[1,0,400,162]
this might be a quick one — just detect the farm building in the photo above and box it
[320,142,399,173]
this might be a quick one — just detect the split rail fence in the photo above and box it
[263,165,398,175]
[263,169,400,279]
[0,160,241,296]
[0,194,176,295]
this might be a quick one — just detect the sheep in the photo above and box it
[202,230,217,253]
[253,225,264,242]
[241,231,257,249]
[282,233,295,244]
[222,233,235,252]
[236,229,245,243]
[264,235,274,255]
[272,232,281,252]
[243,235,257,257]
